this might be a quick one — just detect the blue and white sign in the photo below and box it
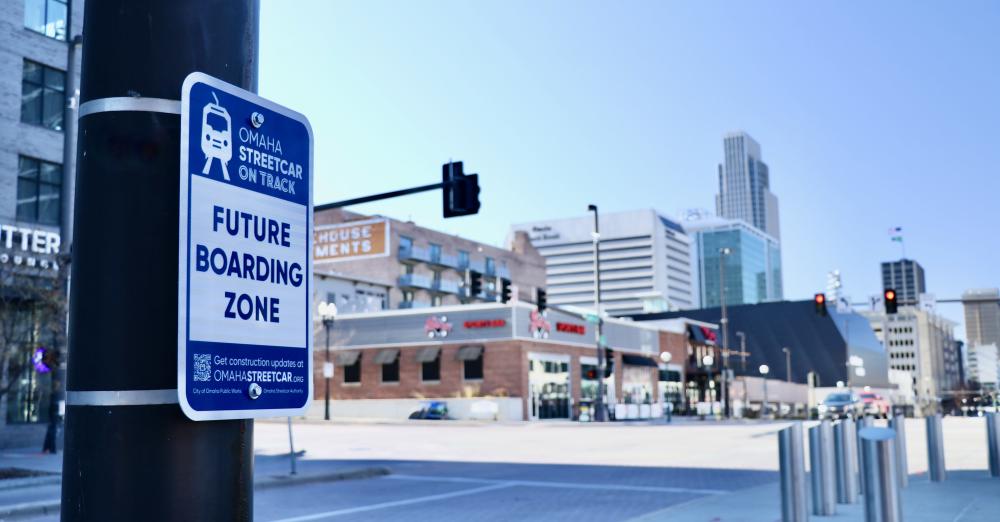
[178,72,313,421]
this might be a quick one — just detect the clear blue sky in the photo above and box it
[260,1,999,336]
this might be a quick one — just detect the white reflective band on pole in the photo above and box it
[79,97,181,118]
[67,389,179,406]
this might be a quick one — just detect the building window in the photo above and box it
[381,356,399,383]
[429,243,442,263]
[463,354,483,380]
[343,356,361,384]
[431,295,442,306]
[485,256,496,275]
[422,353,440,382]
[21,60,65,131]
[16,156,61,225]
[398,235,413,255]
[402,290,414,303]
[24,0,67,40]
[458,250,470,269]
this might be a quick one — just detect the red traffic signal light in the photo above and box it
[884,289,898,314]
[814,293,827,316]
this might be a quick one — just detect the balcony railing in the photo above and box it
[397,273,432,289]
[398,299,431,309]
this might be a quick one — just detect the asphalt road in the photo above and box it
[254,459,773,522]
[6,417,993,521]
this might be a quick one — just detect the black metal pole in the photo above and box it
[61,2,258,520]
[324,320,331,420]
[589,205,605,422]
[315,181,449,212]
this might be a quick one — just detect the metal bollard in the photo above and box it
[889,415,908,488]
[834,418,859,504]
[809,421,836,516]
[860,427,902,522]
[856,416,872,494]
[925,414,946,482]
[987,412,1000,478]
[779,423,809,522]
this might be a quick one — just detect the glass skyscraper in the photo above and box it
[684,215,783,307]
[716,131,781,241]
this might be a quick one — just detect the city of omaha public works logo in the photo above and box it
[424,316,453,339]
[529,310,551,339]
[200,92,233,181]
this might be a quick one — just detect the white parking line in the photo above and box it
[387,473,726,495]
[267,482,514,522]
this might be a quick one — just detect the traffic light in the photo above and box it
[467,270,483,298]
[499,278,513,303]
[604,348,615,378]
[535,288,547,313]
[814,293,827,316]
[442,161,481,218]
[884,288,898,314]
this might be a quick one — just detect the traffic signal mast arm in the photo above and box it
[315,161,480,217]
[314,179,456,211]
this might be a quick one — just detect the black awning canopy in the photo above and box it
[622,353,658,367]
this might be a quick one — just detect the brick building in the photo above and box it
[314,208,545,311]
[312,301,697,421]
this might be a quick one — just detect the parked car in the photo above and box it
[859,392,891,418]
[818,392,863,420]
[408,401,450,420]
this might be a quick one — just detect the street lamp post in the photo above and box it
[782,347,791,383]
[588,204,606,422]
[736,331,747,372]
[703,354,715,417]
[759,364,770,418]
[319,301,338,421]
[718,247,731,418]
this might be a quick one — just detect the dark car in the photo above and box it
[819,392,863,420]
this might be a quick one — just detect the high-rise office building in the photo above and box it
[862,306,960,404]
[716,131,780,240]
[961,288,1000,385]
[963,288,1000,347]
[880,259,926,305]
[682,214,782,307]
[510,209,697,316]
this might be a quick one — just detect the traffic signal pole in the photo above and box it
[62,2,258,520]
[589,205,606,422]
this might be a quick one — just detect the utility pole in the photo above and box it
[61,2,258,520]
[589,204,605,422]
[719,247,731,418]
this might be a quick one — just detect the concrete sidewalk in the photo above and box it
[629,470,1000,522]
[0,447,389,519]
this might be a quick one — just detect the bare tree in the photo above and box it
[0,260,67,410]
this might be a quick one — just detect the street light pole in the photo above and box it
[782,347,791,383]
[760,364,770,418]
[319,302,337,421]
[703,354,715,417]
[719,247,731,418]
[736,331,747,372]
[588,204,606,422]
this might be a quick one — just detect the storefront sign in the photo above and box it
[556,322,585,335]
[463,319,506,329]
[0,224,61,271]
[314,218,389,263]
[178,72,313,421]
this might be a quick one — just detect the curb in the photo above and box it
[0,499,61,520]
[0,475,60,491]
[255,466,391,490]
[0,467,390,519]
